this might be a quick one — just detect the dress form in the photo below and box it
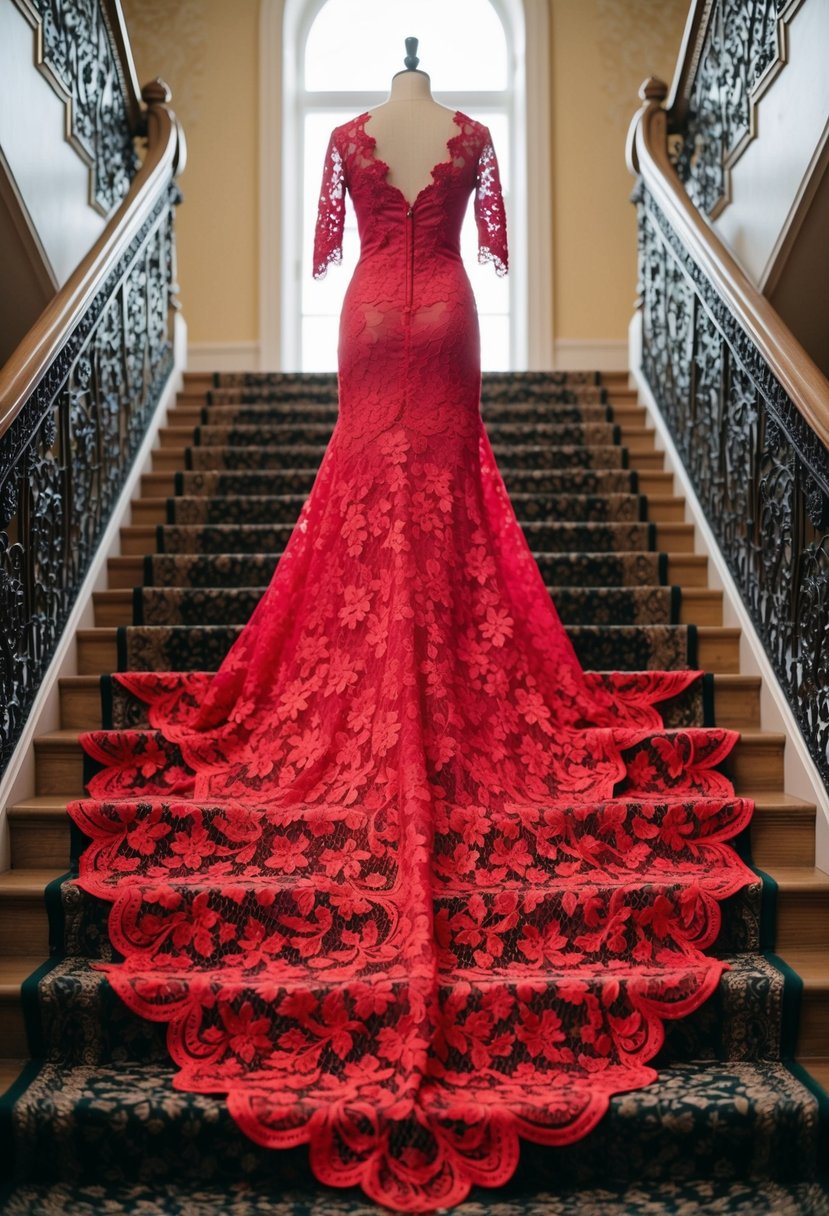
[366,42,459,208]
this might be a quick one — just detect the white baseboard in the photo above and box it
[628,309,829,872]
[553,339,628,371]
[187,341,261,372]
[0,312,189,872]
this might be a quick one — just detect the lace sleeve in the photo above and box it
[312,129,346,279]
[475,128,509,277]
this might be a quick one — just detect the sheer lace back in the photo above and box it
[312,109,508,280]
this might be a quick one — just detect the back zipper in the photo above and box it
[405,204,413,311]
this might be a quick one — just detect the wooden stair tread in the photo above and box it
[151,443,667,459]
[76,623,741,640]
[8,796,72,815]
[0,1061,25,1094]
[777,949,829,989]
[107,553,708,588]
[121,521,695,537]
[798,1058,829,1087]
[61,671,761,687]
[0,868,65,891]
[10,790,816,819]
[38,726,789,746]
[740,789,816,810]
[34,730,83,745]
[762,865,829,890]
[157,422,658,440]
[0,956,48,987]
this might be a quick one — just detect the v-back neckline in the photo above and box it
[358,109,465,210]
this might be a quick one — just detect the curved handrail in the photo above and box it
[626,76,829,453]
[0,79,186,440]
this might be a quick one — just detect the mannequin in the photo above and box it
[365,38,460,208]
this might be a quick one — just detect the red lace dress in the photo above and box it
[69,111,755,1211]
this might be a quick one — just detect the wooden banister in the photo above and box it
[0,18,186,775]
[627,57,829,793]
[627,76,829,453]
[0,80,185,441]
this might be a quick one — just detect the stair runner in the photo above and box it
[1,370,827,1214]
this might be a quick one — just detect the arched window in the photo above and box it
[277,0,531,371]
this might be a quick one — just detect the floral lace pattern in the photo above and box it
[69,111,756,1212]
[312,110,508,280]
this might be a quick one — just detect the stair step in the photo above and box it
[128,490,689,527]
[106,552,708,588]
[706,674,760,725]
[150,444,668,473]
[0,951,803,1073]
[57,671,757,731]
[72,622,739,675]
[156,422,657,448]
[678,587,721,624]
[5,1177,829,1215]
[117,520,696,557]
[0,955,45,1057]
[90,583,722,628]
[8,785,816,876]
[781,949,829,1056]
[6,796,73,869]
[799,1057,829,1090]
[0,869,63,956]
[31,722,779,798]
[0,1059,26,1098]
[697,626,740,672]
[741,790,817,867]
[2,1057,821,1189]
[765,866,829,949]
[3,852,818,964]
[165,403,652,428]
[723,731,786,790]
[140,468,679,499]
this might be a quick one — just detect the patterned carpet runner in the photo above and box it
[1,371,827,1213]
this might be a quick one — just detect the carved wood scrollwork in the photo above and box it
[638,186,829,784]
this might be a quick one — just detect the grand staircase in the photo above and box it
[1,369,827,1214]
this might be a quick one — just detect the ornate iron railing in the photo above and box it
[629,79,829,786]
[13,0,144,214]
[668,0,803,218]
[0,83,184,777]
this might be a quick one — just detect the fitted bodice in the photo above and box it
[312,109,508,282]
[311,109,510,463]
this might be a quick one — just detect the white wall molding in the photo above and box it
[554,338,628,371]
[523,0,553,369]
[629,309,829,872]
[187,340,261,372]
[259,0,286,371]
[0,313,188,871]
[761,113,829,296]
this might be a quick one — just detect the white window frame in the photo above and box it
[259,0,553,371]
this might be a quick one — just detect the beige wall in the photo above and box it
[122,0,260,347]
[122,0,687,358]
[549,0,687,342]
